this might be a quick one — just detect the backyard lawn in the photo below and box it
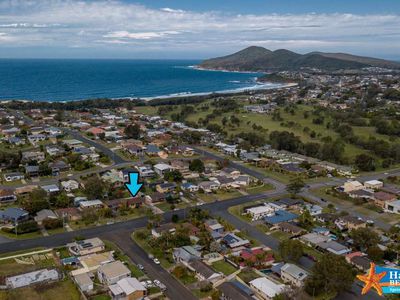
[211,260,237,275]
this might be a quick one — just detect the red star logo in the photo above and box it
[357,262,387,296]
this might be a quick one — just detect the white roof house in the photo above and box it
[280,263,309,287]
[385,200,400,214]
[343,180,364,193]
[249,277,285,299]
[109,277,146,298]
[153,163,172,175]
[6,269,59,289]
[79,200,104,209]
[364,180,384,190]
[245,205,275,221]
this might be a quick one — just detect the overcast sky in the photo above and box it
[0,0,400,59]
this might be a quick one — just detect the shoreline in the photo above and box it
[0,82,297,104]
[0,65,296,104]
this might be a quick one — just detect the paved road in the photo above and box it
[63,128,128,164]
[105,231,197,300]
[191,146,286,191]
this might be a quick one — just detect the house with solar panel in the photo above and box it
[67,237,105,256]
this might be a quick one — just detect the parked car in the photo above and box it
[137,264,144,270]
[153,258,160,265]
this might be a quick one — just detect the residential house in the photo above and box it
[46,145,65,156]
[274,198,304,210]
[153,163,172,176]
[385,200,400,214]
[173,245,202,263]
[156,182,177,193]
[181,182,199,193]
[205,219,225,234]
[373,191,397,208]
[34,209,58,225]
[25,165,39,177]
[222,233,250,250]
[3,172,24,182]
[67,238,105,256]
[145,192,166,204]
[22,151,45,162]
[151,223,176,238]
[55,207,82,221]
[198,181,220,193]
[336,215,366,231]
[0,189,17,203]
[245,205,275,221]
[249,277,285,300]
[280,263,309,287]
[346,252,371,272]
[0,207,29,224]
[136,166,155,178]
[364,180,384,190]
[5,269,60,289]
[342,181,364,193]
[303,204,322,216]
[124,144,144,156]
[73,273,94,293]
[97,261,131,286]
[41,184,60,194]
[108,277,146,300]
[264,210,298,226]
[79,200,104,210]
[188,260,223,284]
[239,248,274,268]
[218,282,254,300]
[277,222,306,236]
[61,180,80,192]
[145,144,161,156]
[317,240,351,255]
[48,160,70,176]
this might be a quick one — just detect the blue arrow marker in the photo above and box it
[124,172,143,197]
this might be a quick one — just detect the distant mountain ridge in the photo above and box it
[199,46,400,71]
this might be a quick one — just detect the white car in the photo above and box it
[153,279,161,286]
[146,280,154,287]
[153,258,160,265]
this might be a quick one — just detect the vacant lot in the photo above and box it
[0,279,80,300]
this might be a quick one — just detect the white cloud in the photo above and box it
[104,30,180,40]
[0,0,398,58]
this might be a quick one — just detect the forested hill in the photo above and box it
[199,46,400,71]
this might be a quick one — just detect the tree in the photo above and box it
[355,154,376,171]
[42,218,63,230]
[350,227,380,251]
[22,189,49,214]
[148,213,162,228]
[84,176,106,199]
[189,159,205,173]
[367,245,384,263]
[164,170,183,182]
[279,239,303,263]
[287,177,305,194]
[298,210,314,229]
[305,253,355,297]
[124,123,141,139]
[171,214,179,223]
[54,192,71,208]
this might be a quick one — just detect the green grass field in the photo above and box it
[134,102,397,163]
[211,260,237,275]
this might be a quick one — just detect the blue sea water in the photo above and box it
[0,59,281,102]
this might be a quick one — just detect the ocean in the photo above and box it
[0,59,282,102]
